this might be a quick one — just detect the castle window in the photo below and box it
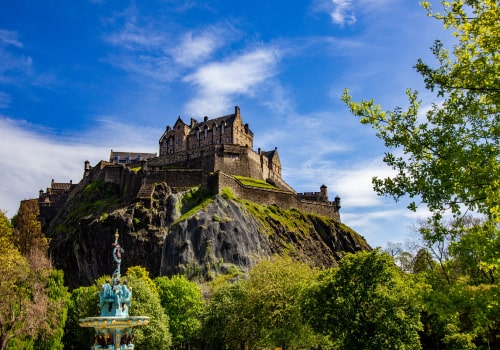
[196,130,200,139]
[213,126,216,135]
[176,136,180,144]
[221,124,225,134]
[204,129,208,138]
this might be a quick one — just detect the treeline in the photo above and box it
[1,205,499,350]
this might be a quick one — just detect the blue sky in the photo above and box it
[0,0,448,248]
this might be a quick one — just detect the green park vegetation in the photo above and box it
[1,1,498,349]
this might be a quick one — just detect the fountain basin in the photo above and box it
[79,316,150,349]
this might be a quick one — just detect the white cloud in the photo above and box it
[173,30,223,67]
[0,117,159,218]
[183,47,280,115]
[330,0,356,26]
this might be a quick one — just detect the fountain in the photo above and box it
[79,230,150,349]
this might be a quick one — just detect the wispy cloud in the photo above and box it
[0,29,23,48]
[0,28,33,84]
[172,27,230,67]
[103,8,237,85]
[0,117,159,217]
[183,47,281,115]
[330,0,356,26]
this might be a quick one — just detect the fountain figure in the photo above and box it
[79,230,149,349]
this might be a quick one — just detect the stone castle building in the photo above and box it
[39,106,341,221]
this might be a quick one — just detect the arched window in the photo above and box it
[204,128,208,138]
[213,125,217,135]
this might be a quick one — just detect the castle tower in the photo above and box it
[320,184,328,202]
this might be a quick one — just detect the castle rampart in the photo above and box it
[215,172,340,221]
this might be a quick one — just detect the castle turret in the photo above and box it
[320,184,328,202]
[335,195,341,210]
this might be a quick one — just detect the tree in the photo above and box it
[202,256,327,350]
[125,275,172,350]
[154,275,204,350]
[342,0,499,227]
[62,284,100,350]
[11,199,47,256]
[343,4,500,345]
[201,280,250,350]
[0,211,65,350]
[242,255,325,350]
[304,249,424,349]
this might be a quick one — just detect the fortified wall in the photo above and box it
[38,106,341,222]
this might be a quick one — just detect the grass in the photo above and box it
[174,186,214,224]
[233,175,280,190]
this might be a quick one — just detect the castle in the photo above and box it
[38,106,341,221]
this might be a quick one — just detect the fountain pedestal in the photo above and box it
[79,230,149,349]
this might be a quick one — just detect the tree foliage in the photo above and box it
[62,284,100,350]
[343,3,500,345]
[154,275,204,350]
[0,211,68,350]
[342,0,499,226]
[202,255,327,350]
[11,199,47,256]
[125,274,171,350]
[303,249,424,349]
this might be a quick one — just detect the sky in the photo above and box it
[0,0,449,249]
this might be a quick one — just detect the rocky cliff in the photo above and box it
[43,180,370,289]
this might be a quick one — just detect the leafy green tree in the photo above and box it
[0,211,66,350]
[415,218,500,348]
[202,256,327,350]
[154,275,204,350]
[0,211,30,350]
[124,275,171,350]
[202,280,250,350]
[11,199,47,256]
[62,284,100,350]
[342,0,499,227]
[304,249,424,349]
[343,2,499,347]
[243,255,326,350]
[33,269,69,350]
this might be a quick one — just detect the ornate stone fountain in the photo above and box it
[79,230,150,349]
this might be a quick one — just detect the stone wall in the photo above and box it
[77,162,143,202]
[215,172,340,221]
[144,169,206,191]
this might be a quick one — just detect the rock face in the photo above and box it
[44,181,370,289]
